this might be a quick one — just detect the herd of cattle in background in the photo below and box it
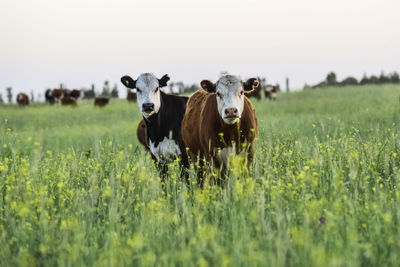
[15,80,279,107]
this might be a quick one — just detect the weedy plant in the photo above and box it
[0,84,399,266]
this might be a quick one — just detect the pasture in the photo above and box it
[0,84,399,266]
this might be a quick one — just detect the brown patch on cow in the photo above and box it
[51,89,70,103]
[61,97,77,106]
[69,89,82,100]
[136,119,149,150]
[94,97,109,107]
[181,89,258,186]
[16,93,29,106]
[127,90,137,102]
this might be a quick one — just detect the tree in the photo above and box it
[111,84,119,98]
[326,72,337,86]
[30,90,35,102]
[369,75,379,84]
[360,74,369,85]
[101,81,110,97]
[340,77,358,86]
[175,81,184,93]
[389,72,400,83]
[378,71,390,84]
[168,82,175,94]
[6,87,12,103]
[0,93,4,104]
[83,84,96,99]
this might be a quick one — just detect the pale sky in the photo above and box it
[0,0,399,99]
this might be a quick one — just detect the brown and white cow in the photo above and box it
[264,85,278,101]
[181,75,259,186]
[51,89,66,103]
[68,89,83,100]
[16,93,30,106]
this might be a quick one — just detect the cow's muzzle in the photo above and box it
[224,107,239,119]
[142,103,155,112]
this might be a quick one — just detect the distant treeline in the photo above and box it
[82,81,118,99]
[306,71,400,89]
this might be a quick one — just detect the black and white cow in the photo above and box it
[121,73,190,182]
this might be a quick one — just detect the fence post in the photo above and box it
[286,77,290,93]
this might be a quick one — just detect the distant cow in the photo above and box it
[61,97,77,106]
[16,93,29,106]
[45,89,55,104]
[68,89,83,100]
[121,73,189,182]
[51,89,66,103]
[181,75,259,186]
[264,85,278,101]
[127,89,137,102]
[94,97,109,107]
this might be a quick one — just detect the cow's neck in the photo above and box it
[142,92,167,144]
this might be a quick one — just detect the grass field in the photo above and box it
[1,84,400,266]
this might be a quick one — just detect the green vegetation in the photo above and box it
[1,84,399,266]
[307,71,400,89]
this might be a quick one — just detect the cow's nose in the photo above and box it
[225,108,238,117]
[142,103,155,112]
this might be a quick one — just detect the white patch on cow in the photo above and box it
[149,136,181,163]
[17,94,23,102]
[135,73,161,119]
[215,75,245,125]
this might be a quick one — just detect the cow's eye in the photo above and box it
[239,90,244,95]
[216,92,221,97]
[155,87,159,93]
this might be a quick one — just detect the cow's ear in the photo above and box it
[243,78,259,93]
[121,75,136,89]
[200,80,216,93]
[158,74,170,87]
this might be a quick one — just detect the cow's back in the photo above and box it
[182,89,209,160]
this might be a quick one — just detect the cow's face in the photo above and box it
[201,75,259,125]
[121,73,170,118]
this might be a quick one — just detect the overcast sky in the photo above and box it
[0,0,399,99]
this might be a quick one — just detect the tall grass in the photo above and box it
[0,85,399,266]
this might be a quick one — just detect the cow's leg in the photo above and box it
[179,146,190,186]
[246,144,255,174]
[157,163,168,183]
[152,154,168,192]
[218,147,232,186]
[157,162,168,193]
[197,158,205,188]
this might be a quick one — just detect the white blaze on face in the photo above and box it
[215,75,245,125]
[135,73,161,118]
